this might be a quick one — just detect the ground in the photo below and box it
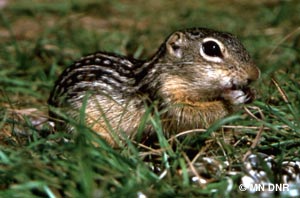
[0,0,300,197]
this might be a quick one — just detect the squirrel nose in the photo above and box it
[247,64,260,83]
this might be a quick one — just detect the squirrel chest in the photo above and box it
[48,27,260,146]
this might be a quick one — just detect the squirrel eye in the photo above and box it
[202,41,223,58]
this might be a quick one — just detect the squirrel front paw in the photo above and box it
[221,87,255,105]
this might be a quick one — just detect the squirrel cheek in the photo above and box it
[221,90,248,105]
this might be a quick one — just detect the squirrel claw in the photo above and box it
[222,87,255,105]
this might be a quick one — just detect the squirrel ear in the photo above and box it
[166,32,186,58]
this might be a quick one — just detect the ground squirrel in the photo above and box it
[48,27,260,146]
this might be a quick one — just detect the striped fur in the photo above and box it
[48,27,260,146]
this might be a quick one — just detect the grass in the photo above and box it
[1,0,300,197]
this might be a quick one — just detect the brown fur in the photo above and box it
[48,27,260,147]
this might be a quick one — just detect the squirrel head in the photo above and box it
[155,27,260,104]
